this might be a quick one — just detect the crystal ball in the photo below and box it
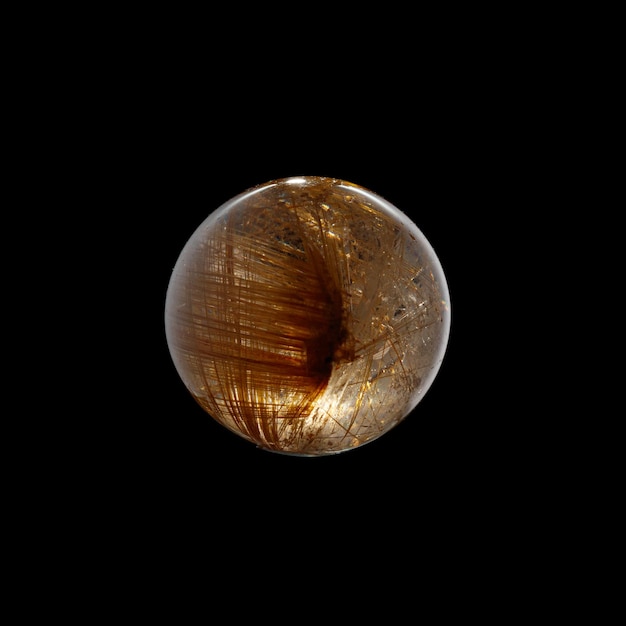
[164,176,451,456]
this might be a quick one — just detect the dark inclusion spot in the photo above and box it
[306,312,352,380]
[305,273,354,382]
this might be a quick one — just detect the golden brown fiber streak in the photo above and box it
[167,180,350,450]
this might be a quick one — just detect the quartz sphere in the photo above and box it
[165,176,450,456]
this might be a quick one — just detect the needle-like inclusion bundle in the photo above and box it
[165,176,450,456]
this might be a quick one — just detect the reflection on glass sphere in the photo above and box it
[165,176,451,456]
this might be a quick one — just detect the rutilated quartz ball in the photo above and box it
[164,176,451,456]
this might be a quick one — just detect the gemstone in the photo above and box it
[164,176,451,456]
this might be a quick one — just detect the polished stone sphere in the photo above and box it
[165,176,450,456]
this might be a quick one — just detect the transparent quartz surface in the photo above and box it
[165,176,451,456]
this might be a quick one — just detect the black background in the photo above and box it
[14,10,591,617]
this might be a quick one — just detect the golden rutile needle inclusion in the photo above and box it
[164,176,451,456]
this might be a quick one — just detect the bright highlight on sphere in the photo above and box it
[164,176,451,457]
